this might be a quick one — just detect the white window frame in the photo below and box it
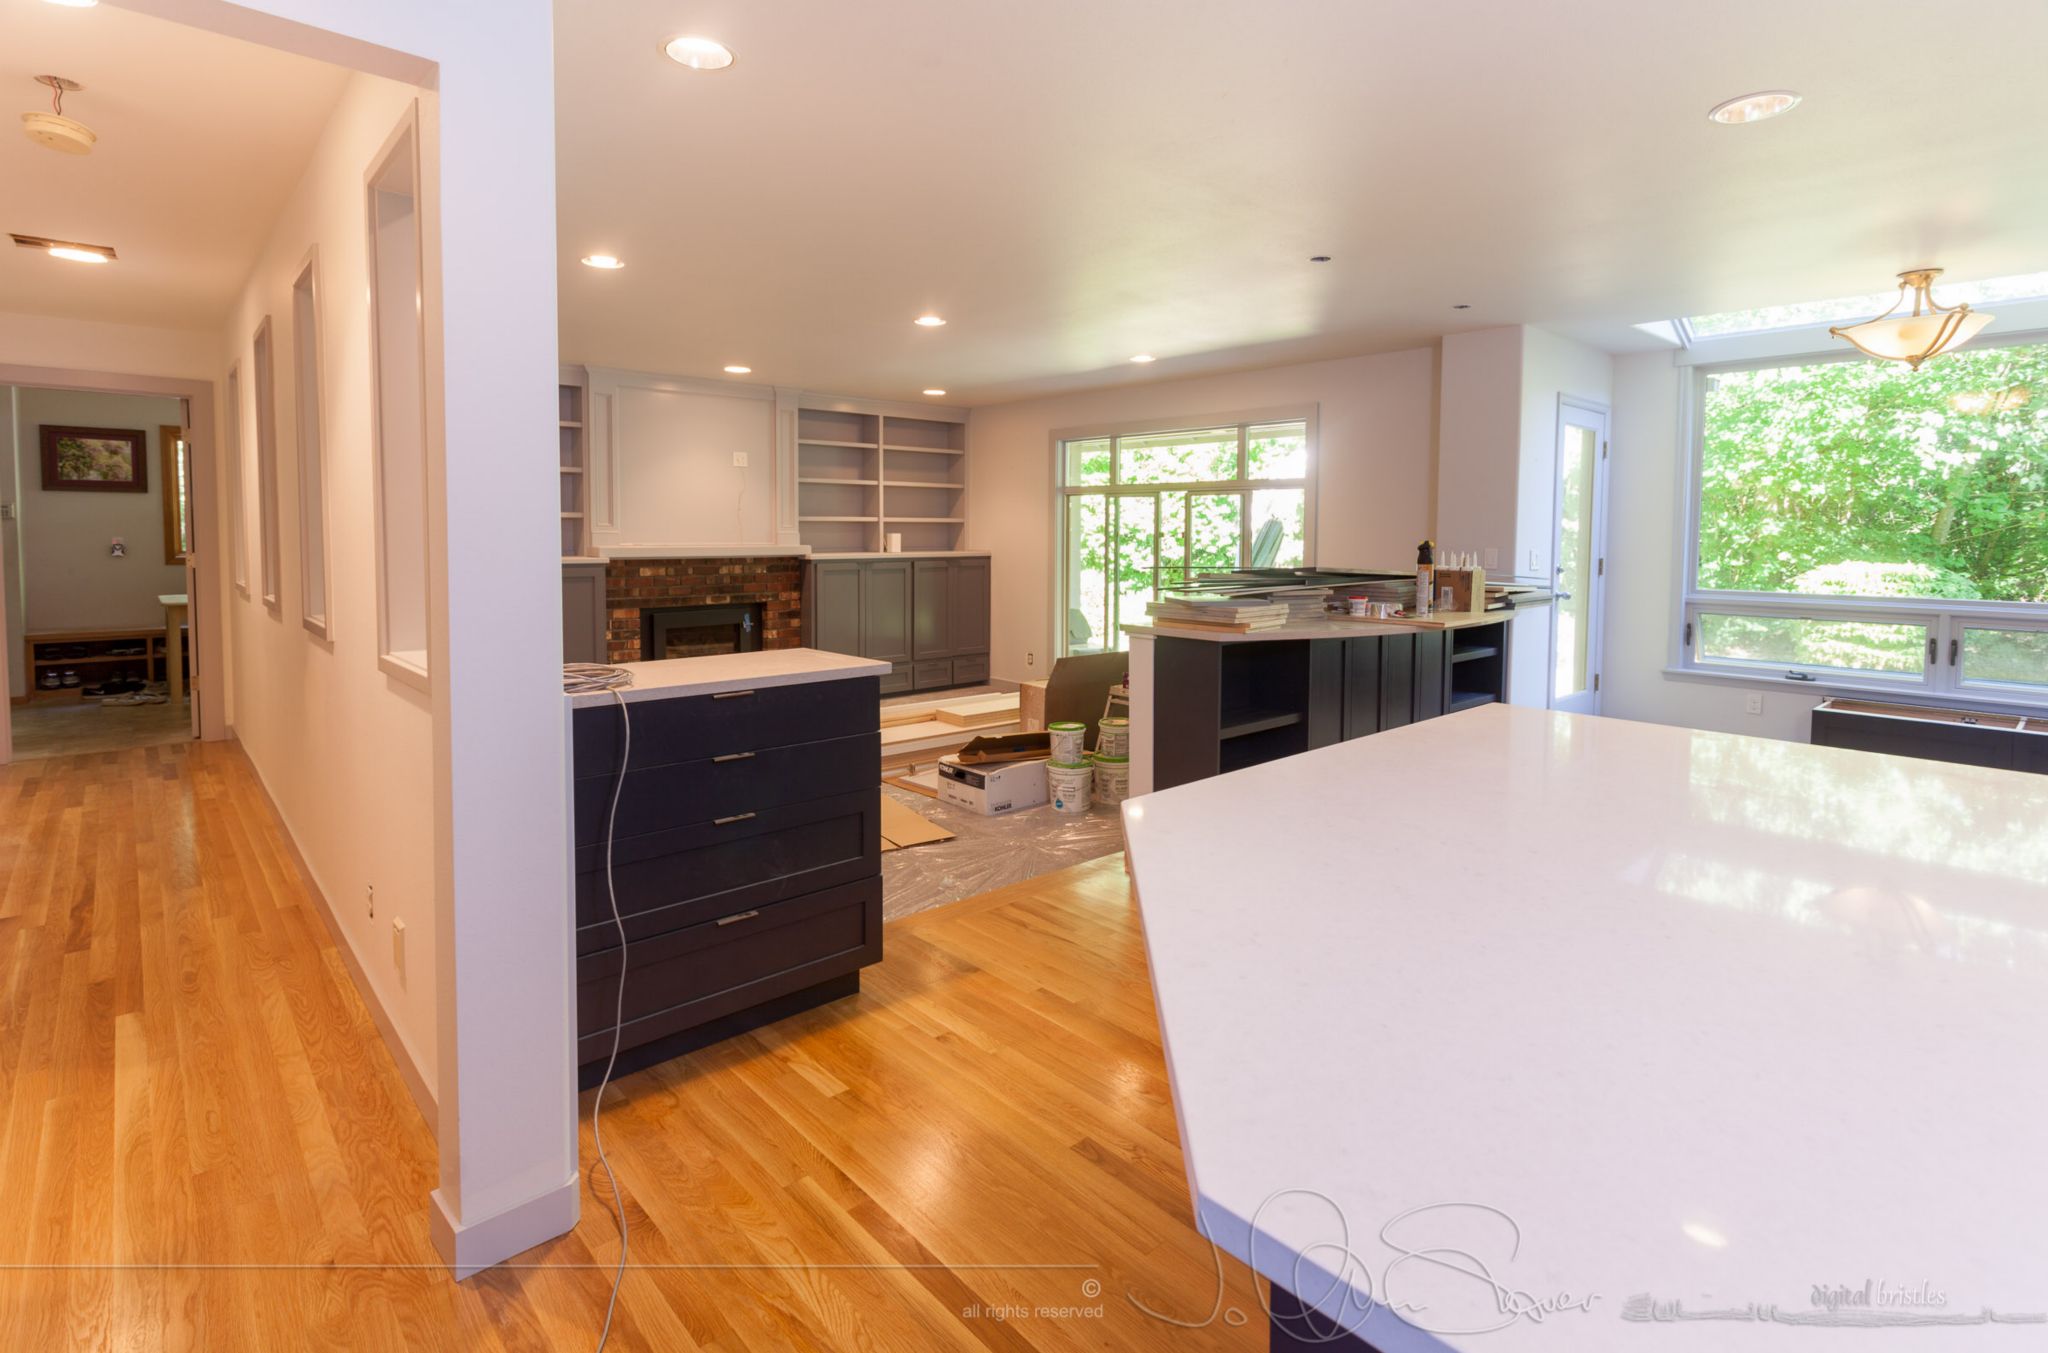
[1672,328,2048,711]
[292,248,332,639]
[1053,405,1318,657]
[251,316,282,615]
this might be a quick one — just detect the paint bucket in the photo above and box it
[1047,760,1094,813]
[1096,716,1129,759]
[1048,721,1086,764]
[1090,753,1130,806]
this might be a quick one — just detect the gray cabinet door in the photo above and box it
[912,559,952,659]
[861,559,913,663]
[950,557,990,655]
[808,562,865,657]
[562,562,608,664]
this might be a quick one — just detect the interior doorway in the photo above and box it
[0,369,220,763]
[1549,397,1610,716]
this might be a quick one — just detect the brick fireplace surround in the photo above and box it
[604,556,805,665]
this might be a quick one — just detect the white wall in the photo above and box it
[216,72,441,1108]
[1437,327,1523,568]
[587,370,778,548]
[1604,350,1822,740]
[967,346,1439,683]
[1516,327,1614,705]
[9,388,188,637]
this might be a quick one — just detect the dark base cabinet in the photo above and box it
[1153,620,1512,792]
[1811,698,2048,774]
[805,555,990,694]
[570,675,883,1080]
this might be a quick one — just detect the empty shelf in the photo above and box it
[1218,709,1304,740]
[799,438,878,449]
[1451,645,1500,662]
[800,476,878,485]
[799,515,879,523]
[1448,690,1497,713]
[881,444,965,455]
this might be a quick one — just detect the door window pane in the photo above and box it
[1960,627,2048,691]
[1246,421,1308,479]
[1064,437,1111,487]
[1697,613,1927,677]
[1065,494,1108,652]
[1248,489,1304,568]
[1554,422,1598,700]
[1117,427,1239,484]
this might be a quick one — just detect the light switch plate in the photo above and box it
[732,451,749,467]
[1483,547,1498,570]
[1745,692,1764,715]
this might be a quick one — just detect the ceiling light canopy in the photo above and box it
[1830,269,1993,370]
[922,388,947,397]
[580,254,624,270]
[1707,90,1801,125]
[723,364,751,374]
[663,36,734,70]
[1129,354,1156,364]
[914,314,946,328]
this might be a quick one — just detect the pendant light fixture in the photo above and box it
[1829,269,1993,370]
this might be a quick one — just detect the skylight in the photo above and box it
[1682,270,2048,340]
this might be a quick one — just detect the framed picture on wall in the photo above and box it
[40,424,149,493]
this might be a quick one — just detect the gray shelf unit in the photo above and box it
[797,406,967,554]
[805,554,989,694]
[559,373,589,559]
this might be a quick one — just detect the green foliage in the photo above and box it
[1699,343,2048,604]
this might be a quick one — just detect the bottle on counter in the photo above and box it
[1415,539,1436,616]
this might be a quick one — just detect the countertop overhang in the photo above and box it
[565,648,889,708]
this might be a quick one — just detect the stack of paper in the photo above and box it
[1147,596,1291,631]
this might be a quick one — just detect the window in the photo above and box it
[1682,336,2048,704]
[1058,415,1314,654]
[252,317,282,614]
[293,254,330,637]
[366,106,430,684]
[226,361,247,597]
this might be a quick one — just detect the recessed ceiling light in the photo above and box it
[1707,90,1801,125]
[723,365,752,374]
[1130,354,1156,364]
[43,0,99,7]
[663,36,734,70]
[922,388,947,397]
[48,244,111,263]
[580,254,624,270]
[914,314,947,328]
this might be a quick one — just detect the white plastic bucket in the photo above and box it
[1048,721,1086,764]
[1047,760,1093,813]
[1096,716,1129,759]
[1090,753,1130,806]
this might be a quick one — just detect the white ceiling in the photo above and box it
[0,0,348,330]
[555,0,2048,405]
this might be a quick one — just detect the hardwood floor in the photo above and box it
[0,741,1262,1350]
[7,697,192,761]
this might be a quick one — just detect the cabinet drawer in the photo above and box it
[950,654,988,686]
[912,659,953,690]
[572,732,876,846]
[573,676,878,780]
[575,788,878,952]
[577,875,880,1059]
[879,661,913,695]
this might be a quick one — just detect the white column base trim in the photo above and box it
[431,1174,580,1279]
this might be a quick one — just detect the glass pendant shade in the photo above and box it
[1830,270,1994,370]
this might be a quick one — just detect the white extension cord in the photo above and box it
[562,663,635,1351]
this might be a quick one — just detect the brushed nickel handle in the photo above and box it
[713,812,756,826]
[715,909,761,926]
[711,689,755,700]
[712,751,755,763]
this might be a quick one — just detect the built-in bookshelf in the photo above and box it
[796,406,967,553]
[560,375,589,559]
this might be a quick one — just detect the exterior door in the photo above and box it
[1550,399,1610,715]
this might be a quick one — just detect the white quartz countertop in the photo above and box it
[1122,704,2048,1350]
[564,648,889,707]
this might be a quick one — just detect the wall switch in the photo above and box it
[0,503,14,521]
[392,917,406,974]
[1528,548,1541,572]
[731,451,749,467]
[1026,652,1035,668]
[1483,547,1498,571]
[1745,693,1764,716]
[366,884,375,918]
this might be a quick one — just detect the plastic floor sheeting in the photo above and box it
[880,783,1126,922]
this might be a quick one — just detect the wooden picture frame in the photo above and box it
[160,424,191,562]
[40,424,148,493]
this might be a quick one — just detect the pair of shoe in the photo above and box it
[85,676,145,700]
[60,669,82,688]
[39,670,60,690]
[103,689,168,706]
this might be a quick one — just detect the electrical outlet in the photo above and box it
[367,883,375,918]
[1528,548,1541,572]
[110,536,127,558]
[731,451,749,467]
[392,917,406,973]
[0,502,14,521]
[1483,547,1498,571]
[1026,652,1035,667]
[1745,692,1764,716]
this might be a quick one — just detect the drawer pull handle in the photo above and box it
[715,909,761,926]
[713,812,757,826]
[711,689,756,700]
[712,751,755,763]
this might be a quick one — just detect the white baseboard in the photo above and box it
[432,1175,581,1279]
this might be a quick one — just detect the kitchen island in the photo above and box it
[567,648,890,1084]
[1122,704,2047,1350]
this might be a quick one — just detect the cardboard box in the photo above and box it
[937,754,1049,816]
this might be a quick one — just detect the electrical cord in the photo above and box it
[562,663,634,1351]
